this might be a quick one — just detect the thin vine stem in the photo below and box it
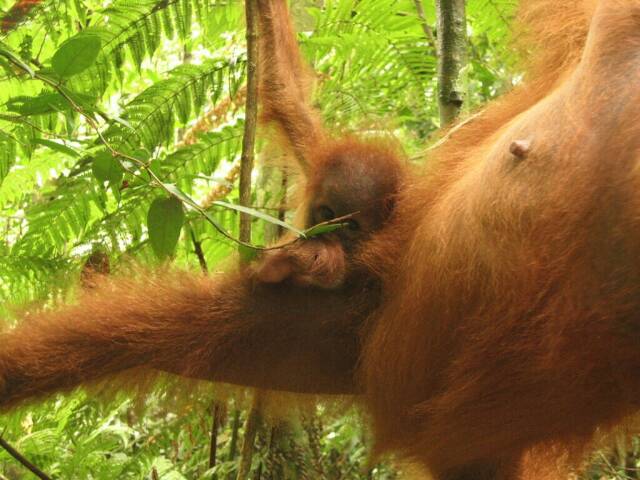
[0,50,340,250]
[0,435,52,480]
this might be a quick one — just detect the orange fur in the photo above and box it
[0,269,371,405]
[3,1,640,479]
[0,0,42,32]
[253,238,348,288]
[360,1,640,478]
[256,0,407,286]
[257,0,326,172]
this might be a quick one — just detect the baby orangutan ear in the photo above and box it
[252,239,347,289]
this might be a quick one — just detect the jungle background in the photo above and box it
[0,0,637,478]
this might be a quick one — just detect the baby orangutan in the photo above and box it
[252,0,405,290]
[252,140,405,290]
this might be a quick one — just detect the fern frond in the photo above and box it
[308,0,434,127]
[61,0,219,94]
[103,58,245,152]
[12,175,100,256]
[163,122,244,182]
[0,129,18,185]
[0,253,74,306]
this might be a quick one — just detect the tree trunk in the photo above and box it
[435,0,467,126]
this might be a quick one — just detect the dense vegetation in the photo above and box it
[0,0,637,478]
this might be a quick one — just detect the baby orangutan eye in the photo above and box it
[316,205,336,222]
[347,219,359,231]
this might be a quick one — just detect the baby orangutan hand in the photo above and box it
[252,239,347,289]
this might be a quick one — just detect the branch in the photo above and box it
[237,3,264,477]
[239,0,260,244]
[0,435,52,480]
[188,225,208,272]
[236,396,262,480]
[208,402,226,469]
[413,0,437,50]
[0,34,341,251]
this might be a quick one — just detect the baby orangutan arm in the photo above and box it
[257,0,326,170]
[0,245,372,409]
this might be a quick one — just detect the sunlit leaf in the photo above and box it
[52,34,102,78]
[92,152,124,185]
[304,222,348,238]
[212,200,305,237]
[147,196,184,259]
[34,139,80,158]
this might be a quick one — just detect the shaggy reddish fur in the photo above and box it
[258,0,326,172]
[3,1,640,479]
[253,238,348,288]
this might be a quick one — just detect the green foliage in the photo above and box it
[52,33,102,78]
[2,0,632,479]
[147,196,184,259]
[92,151,124,185]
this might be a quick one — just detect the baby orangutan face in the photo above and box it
[306,144,402,252]
[252,144,403,290]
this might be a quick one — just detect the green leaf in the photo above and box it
[33,139,80,158]
[238,244,258,262]
[304,222,348,238]
[6,91,95,116]
[147,196,184,260]
[52,34,102,78]
[6,93,70,115]
[162,183,195,206]
[212,200,305,237]
[159,184,237,245]
[92,152,123,185]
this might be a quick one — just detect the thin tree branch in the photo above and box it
[413,0,437,50]
[277,172,289,238]
[0,51,306,251]
[0,13,341,252]
[228,409,242,465]
[0,435,52,480]
[239,0,260,244]
[209,402,226,469]
[424,110,484,154]
[188,225,209,273]
[236,396,262,480]
[237,2,264,478]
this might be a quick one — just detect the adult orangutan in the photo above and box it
[3,1,640,479]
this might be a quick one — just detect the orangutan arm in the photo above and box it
[257,0,326,170]
[0,264,369,409]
